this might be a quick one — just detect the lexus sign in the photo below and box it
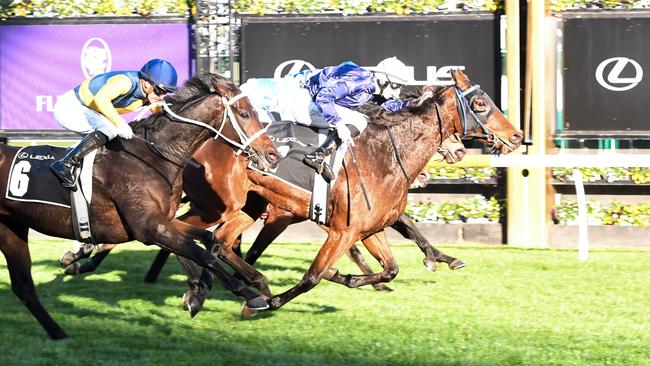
[595,57,643,92]
[563,15,650,132]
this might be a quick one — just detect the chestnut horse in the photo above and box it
[175,69,522,314]
[0,73,279,339]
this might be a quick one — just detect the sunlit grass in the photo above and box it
[0,238,648,366]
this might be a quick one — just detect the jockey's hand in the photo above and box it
[336,123,354,145]
[116,122,134,139]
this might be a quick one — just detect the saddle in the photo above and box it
[249,121,346,224]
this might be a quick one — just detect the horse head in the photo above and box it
[444,69,523,155]
[158,73,280,170]
[206,75,281,169]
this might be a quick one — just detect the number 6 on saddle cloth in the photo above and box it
[6,144,96,242]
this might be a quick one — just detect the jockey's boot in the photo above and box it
[51,130,108,189]
[303,130,339,181]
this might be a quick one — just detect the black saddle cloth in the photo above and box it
[6,145,72,207]
[257,121,333,193]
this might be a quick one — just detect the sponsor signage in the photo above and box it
[563,14,650,132]
[240,14,501,101]
[0,22,192,130]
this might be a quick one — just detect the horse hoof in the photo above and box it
[60,251,75,267]
[182,290,191,311]
[63,262,81,276]
[241,303,258,319]
[423,258,437,272]
[49,329,68,340]
[246,295,269,311]
[373,283,393,292]
[449,259,466,270]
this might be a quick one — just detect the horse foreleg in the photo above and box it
[135,217,267,311]
[0,222,67,340]
[392,212,465,271]
[214,211,272,297]
[257,229,356,313]
[345,245,393,291]
[63,243,117,275]
[325,231,399,289]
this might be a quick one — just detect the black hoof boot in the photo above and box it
[245,295,269,311]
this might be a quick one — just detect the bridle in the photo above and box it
[389,82,503,181]
[160,92,270,157]
[136,91,271,168]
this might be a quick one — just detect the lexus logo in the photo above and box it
[595,57,643,91]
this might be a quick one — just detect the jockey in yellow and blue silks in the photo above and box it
[50,59,178,188]
[299,57,415,181]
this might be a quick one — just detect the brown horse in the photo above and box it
[0,73,280,339]
[174,69,523,314]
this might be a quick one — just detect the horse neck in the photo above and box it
[373,112,442,184]
[147,112,214,163]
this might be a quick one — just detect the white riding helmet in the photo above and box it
[374,57,412,85]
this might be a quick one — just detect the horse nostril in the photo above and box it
[510,132,524,145]
[266,152,281,163]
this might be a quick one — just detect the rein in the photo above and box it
[132,91,270,169]
[159,93,270,157]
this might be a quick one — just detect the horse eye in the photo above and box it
[239,111,250,119]
[472,98,488,113]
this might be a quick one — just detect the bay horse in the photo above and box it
[0,73,280,339]
[171,69,523,314]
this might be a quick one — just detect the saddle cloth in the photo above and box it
[6,145,95,207]
[249,121,346,224]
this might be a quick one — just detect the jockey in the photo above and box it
[298,57,414,181]
[50,58,178,188]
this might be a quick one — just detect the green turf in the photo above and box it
[0,239,648,366]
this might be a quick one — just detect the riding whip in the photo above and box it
[347,144,372,211]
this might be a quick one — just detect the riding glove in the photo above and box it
[116,122,134,139]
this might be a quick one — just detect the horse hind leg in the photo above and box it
[345,245,393,292]
[0,221,67,339]
[325,231,399,289]
[59,241,96,267]
[64,244,117,276]
[392,212,465,271]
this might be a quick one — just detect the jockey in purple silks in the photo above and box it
[298,57,415,181]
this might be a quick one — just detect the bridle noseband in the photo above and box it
[157,91,270,162]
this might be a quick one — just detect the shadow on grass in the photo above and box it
[0,247,347,338]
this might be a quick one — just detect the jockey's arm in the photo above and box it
[90,75,132,127]
[314,82,350,126]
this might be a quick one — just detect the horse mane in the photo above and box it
[359,86,448,128]
[130,73,235,133]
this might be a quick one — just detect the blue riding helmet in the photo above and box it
[139,59,178,94]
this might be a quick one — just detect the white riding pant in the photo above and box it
[54,90,119,139]
[284,82,368,134]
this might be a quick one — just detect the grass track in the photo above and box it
[0,239,649,366]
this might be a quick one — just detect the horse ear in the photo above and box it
[450,69,471,88]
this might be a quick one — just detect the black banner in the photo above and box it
[563,13,650,132]
[239,14,501,103]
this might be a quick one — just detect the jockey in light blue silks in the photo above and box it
[240,57,415,181]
